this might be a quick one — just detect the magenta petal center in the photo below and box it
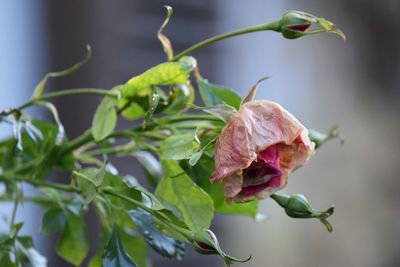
[240,145,281,197]
[287,23,311,32]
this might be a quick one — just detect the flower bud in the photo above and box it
[308,125,343,149]
[279,11,312,39]
[278,10,345,40]
[193,241,218,255]
[271,193,335,232]
[192,229,251,264]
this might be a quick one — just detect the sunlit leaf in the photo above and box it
[122,60,195,98]
[118,98,145,120]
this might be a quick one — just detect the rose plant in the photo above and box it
[0,7,344,267]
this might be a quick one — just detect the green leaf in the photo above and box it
[101,172,142,211]
[74,166,106,205]
[102,225,138,267]
[56,213,89,266]
[118,99,145,120]
[129,209,185,259]
[193,104,236,123]
[0,253,14,266]
[191,156,259,218]
[92,96,117,141]
[90,227,149,267]
[156,160,214,232]
[122,60,194,98]
[0,120,75,180]
[241,77,269,104]
[119,230,150,267]
[197,79,241,110]
[40,207,67,234]
[188,137,216,166]
[32,45,91,99]
[163,84,195,113]
[159,134,200,160]
[75,166,106,187]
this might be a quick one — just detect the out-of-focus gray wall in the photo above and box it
[214,1,400,267]
[0,0,49,256]
[1,0,400,266]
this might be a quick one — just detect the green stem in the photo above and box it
[0,175,80,193]
[172,20,281,61]
[63,130,93,154]
[1,88,114,116]
[27,179,79,192]
[63,114,221,154]
[72,171,98,187]
[9,195,19,231]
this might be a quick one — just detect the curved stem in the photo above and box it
[9,195,19,230]
[63,114,222,154]
[0,175,80,193]
[172,20,280,61]
[1,88,114,116]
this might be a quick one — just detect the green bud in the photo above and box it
[193,230,251,265]
[308,125,343,149]
[278,10,346,40]
[271,193,335,232]
[193,241,218,255]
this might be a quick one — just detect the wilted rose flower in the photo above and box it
[210,100,314,202]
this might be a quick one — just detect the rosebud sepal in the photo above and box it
[193,229,251,266]
[271,193,335,232]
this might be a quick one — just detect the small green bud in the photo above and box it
[285,194,316,218]
[278,10,346,40]
[271,193,335,232]
[193,241,218,255]
[309,125,343,149]
[192,230,251,264]
[280,11,312,39]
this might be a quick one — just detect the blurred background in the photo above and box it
[1,0,400,266]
